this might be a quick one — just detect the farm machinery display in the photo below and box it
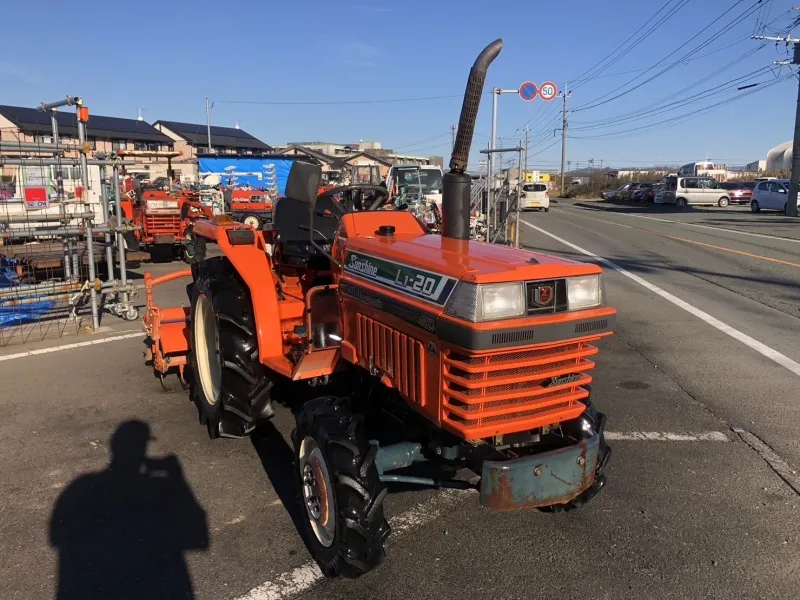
[143,39,615,578]
[115,188,213,262]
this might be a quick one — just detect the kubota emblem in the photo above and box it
[533,285,554,306]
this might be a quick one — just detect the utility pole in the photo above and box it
[753,33,799,217]
[559,83,571,196]
[205,98,213,154]
[523,127,529,181]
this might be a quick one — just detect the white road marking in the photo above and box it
[520,220,800,378]
[235,487,475,600]
[605,431,729,442]
[0,331,142,362]
[568,203,800,244]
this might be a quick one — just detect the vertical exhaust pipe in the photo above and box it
[442,39,503,241]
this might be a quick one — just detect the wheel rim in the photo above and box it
[299,436,335,548]
[194,294,221,406]
[244,216,259,228]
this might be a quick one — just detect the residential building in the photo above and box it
[0,104,174,209]
[153,120,273,180]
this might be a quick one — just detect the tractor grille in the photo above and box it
[357,315,425,407]
[144,214,182,237]
[442,337,603,438]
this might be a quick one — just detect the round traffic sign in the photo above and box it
[539,81,558,101]
[519,81,538,102]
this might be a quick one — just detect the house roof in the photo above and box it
[280,145,343,166]
[342,151,392,167]
[153,120,272,151]
[0,105,172,143]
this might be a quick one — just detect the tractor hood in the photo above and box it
[341,221,600,285]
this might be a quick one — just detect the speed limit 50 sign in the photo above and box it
[539,81,558,101]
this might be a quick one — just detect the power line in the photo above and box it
[573,0,764,112]
[392,132,451,150]
[571,73,792,139]
[570,63,771,131]
[571,0,693,90]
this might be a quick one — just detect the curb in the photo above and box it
[574,202,626,211]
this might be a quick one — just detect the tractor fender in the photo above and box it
[208,226,283,362]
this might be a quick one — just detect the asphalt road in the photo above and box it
[1,203,799,599]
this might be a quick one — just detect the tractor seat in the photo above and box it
[272,195,339,270]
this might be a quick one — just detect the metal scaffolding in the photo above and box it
[0,96,143,345]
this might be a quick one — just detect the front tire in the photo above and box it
[293,397,390,578]
[718,197,729,208]
[751,200,760,213]
[675,197,687,209]
[242,214,261,229]
[189,258,273,439]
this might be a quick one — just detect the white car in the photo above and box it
[519,183,550,212]
[751,179,797,214]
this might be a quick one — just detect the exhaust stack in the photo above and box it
[441,38,503,241]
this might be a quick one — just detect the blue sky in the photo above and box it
[1,0,796,170]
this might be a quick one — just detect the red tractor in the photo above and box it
[117,189,213,262]
[144,39,615,577]
[223,189,275,229]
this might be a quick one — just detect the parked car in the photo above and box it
[600,188,619,200]
[642,183,663,203]
[657,176,731,208]
[519,183,550,212]
[616,182,641,202]
[631,183,657,202]
[720,181,754,204]
[751,179,797,214]
[613,183,633,202]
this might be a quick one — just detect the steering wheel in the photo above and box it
[316,184,391,215]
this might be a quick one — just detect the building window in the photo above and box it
[112,140,128,151]
[35,135,53,145]
[87,138,96,150]
[53,165,82,181]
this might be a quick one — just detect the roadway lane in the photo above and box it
[519,202,800,468]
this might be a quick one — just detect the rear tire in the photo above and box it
[189,258,273,439]
[718,197,729,208]
[293,397,390,578]
[751,200,760,213]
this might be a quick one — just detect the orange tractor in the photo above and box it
[144,39,615,577]
[118,189,213,262]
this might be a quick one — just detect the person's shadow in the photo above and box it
[49,421,209,599]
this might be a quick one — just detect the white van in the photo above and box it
[657,176,730,208]
[520,183,550,212]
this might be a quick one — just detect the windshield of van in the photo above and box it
[394,168,443,194]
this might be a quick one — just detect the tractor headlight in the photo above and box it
[444,282,524,322]
[566,275,602,310]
